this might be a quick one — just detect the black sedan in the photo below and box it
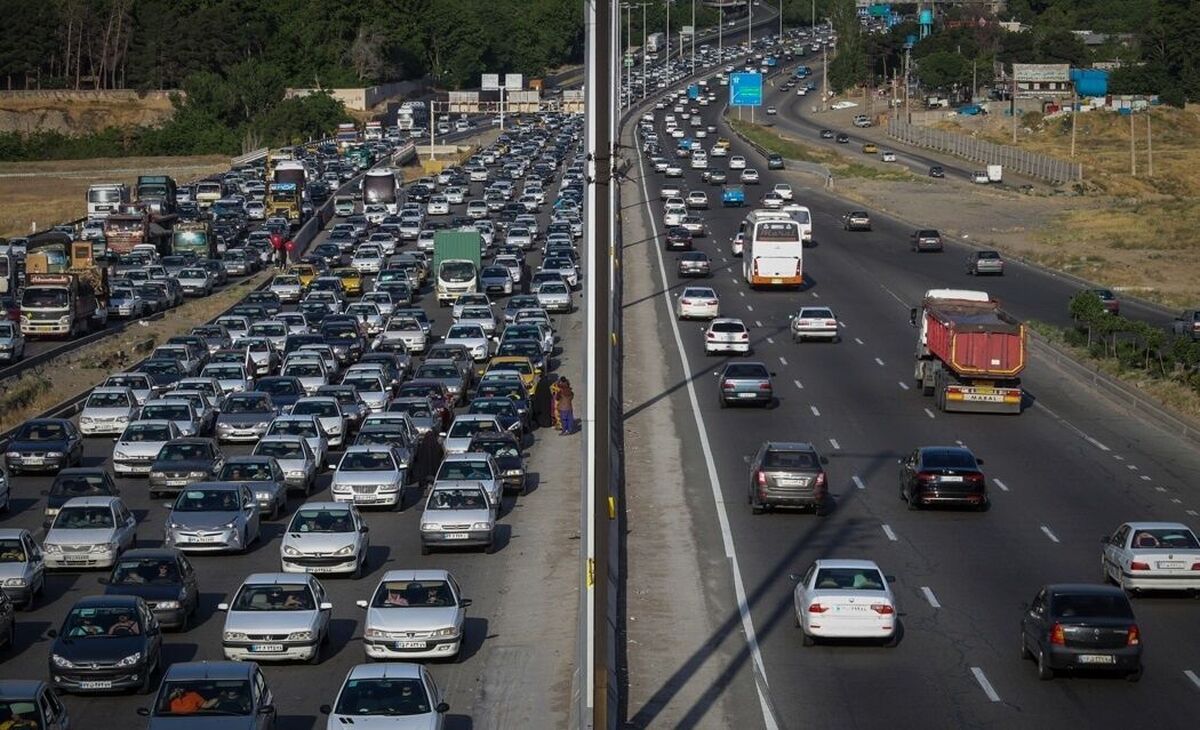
[1021,584,1142,681]
[469,432,527,494]
[835,133,849,144]
[897,446,988,511]
[665,227,693,252]
[48,595,162,694]
[4,419,84,475]
[929,165,945,178]
[43,468,119,529]
[101,548,200,630]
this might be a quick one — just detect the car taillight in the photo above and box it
[871,604,894,615]
[681,299,693,305]
[1192,562,1200,571]
[1130,561,1150,571]
[1127,625,1140,646]
[758,383,771,390]
[824,320,836,327]
[756,471,767,486]
[795,261,803,277]
[706,332,716,340]
[721,380,735,390]
[916,472,936,482]
[808,603,827,614]
[739,333,749,340]
[1050,623,1066,646]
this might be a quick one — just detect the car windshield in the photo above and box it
[334,677,432,717]
[51,474,109,498]
[143,404,191,421]
[0,539,26,563]
[293,401,338,418]
[157,443,210,461]
[112,558,179,585]
[764,450,817,469]
[1052,592,1134,619]
[371,579,454,608]
[16,422,66,441]
[260,380,301,396]
[156,680,253,716]
[922,449,977,469]
[107,376,147,389]
[220,462,275,481]
[449,420,498,438]
[285,363,324,377]
[418,364,459,379]
[86,391,131,408]
[224,396,272,414]
[205,365,243,379]
[437,460,492,481]
[289,508,354,533]
[340,451,395,471]
[344,377,383,392]
[475,440,519,458]
[255,441,304,459]
[62,606,143,637]
[232,583,315,611]
[53,506,114,529]
[175,489,241,512]
[121,422,172,442]
[1129,528,1200,549]
[978,251,1001,260]
[813,568,885,590]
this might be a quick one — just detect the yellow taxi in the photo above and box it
[715,137,732,150]
[332,267,364,297]
[485,356,540,394]
[289,263,319,288]
[862,143,878,154]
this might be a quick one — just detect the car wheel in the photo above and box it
[1127,665,1143,683]
[308,637,323,665]
[801,631,815,647]
[906,491,918,511]
[883,631,899,648]
[750,494,764,515]
[1036,649,1054,680]
[139,656,158,694]
[1020,636,1032,661]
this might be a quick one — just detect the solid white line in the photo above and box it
[766,337,775,344]
[1085,435,1111,452]
[921,586,941,609]
[993,479,1009,492]
[829,438,840,450]
[898,381,910,390]
[634,140,778,729]
[1040,525,1060,543]
[852,476,866,490]
[854,337,864,345]
[1185,670,1200,690]
[879,283,909,309]
[810,405,820,416]
[970,667,1001,703]
[881,524,898,542]
[793,379,804,389]
[874,357,885,366]
[779,356,788,366]
[924,408,936,419]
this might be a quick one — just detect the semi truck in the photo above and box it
[20,268,108,338]
[361,169,399,214]
[364,120,384,142]
[646,32,666,55]
[910,289,1026,414]
[269,159,308,222]
[433,230,483,306]
[336,123,359,152]
[102,207,173,256]
[86,183,130,220]
[135,175,177,215]
[171,221,217,258]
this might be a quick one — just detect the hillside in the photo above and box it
[0,91,180,136]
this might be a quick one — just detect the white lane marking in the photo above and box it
[921,586,941,609]
[1185,670,1200,690]
[810,405,820,416]
[881,524,898,542]
[852,476,866,490]
[635,141,779,730]
[1127,464,1138,471]
[874,357,885,366]
[1172,498,1183,504]
[793,379,804,390]
[994,479,1009,492]
[755,320,763,327]
[747,305,755,312]
[880,283,909,309]
[1141,475,1152,481]
[1189,510,1200,517]
[1040,525,1060,543]
[739,290,746,297]
[811,292,820,299]
[766,337,775,344]
[829,438,840,450]
[1113,454,1125,461]
[924,408,936,419]
[779,356,789,366]
[854,337,864,345]
[970,667,1001,703]
[1031,402,1112,452]
[898,381,910,390]
[1085,436,1111,452]
[1157,486,1168,493]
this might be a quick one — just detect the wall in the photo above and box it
[286,80,427,111]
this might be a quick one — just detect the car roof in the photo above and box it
[346,662,423,681]
[1043,583,1127,596]
[765,441,817,451]
[180,481,245,491]
[240,572,312,586]
[117,547,182,561]
[59,495,121,508]
[292,501,353,512]
[0,528,32,540]
[0,680,49,699]
[379,568,452,582]
[1120,521,1193,531]
[813,559,881,570]
[918,446,974,457]
[162,660,257,681]
[71,593,143,608]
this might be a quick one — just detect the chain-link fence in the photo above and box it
[887,118,1083,184]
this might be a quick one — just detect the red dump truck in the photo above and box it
[910,289,1026,414]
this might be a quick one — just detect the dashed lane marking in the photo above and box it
[779,356,788,366]
[874,357,885,366]
[829,438,840,450]
[1040,525,1060,543]
[898,382,910,390]
[810,405,820,416]
[793,379,804,390]
[852,476,865,490]
[924,408,936,419]
[854,337,864,345]
[881,524,898,542]
[971,668,1001,703]
[994,479,1009,492]
[921,586,941,609]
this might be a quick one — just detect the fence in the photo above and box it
[887,118,1083,184]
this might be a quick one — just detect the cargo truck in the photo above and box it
[910,289,1026,414]
[336,123,359,152]
[135,175,177,215]
[433,230,483,306]
[102,207,173,256]
[646,32,666,55]
[20,269,108,338]
[364,120,383,142]
[86,183,129,220]
[171,221,218,258]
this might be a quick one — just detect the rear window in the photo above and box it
[722,364,768,378]
[921,449,977,469]
[764,450,817,469]
[1051,592,1134,619]
[711,321,746,333]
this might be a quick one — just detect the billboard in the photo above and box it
[1012,64,1070,83]
[505,74,523,90]
[681,25,694,37]
[482,73,500,90]
[730,72,763,107]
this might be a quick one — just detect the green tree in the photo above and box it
[916,51,971,92]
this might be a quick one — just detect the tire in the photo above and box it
[750,494,764,515]
[906,490,918,511]
[1020,636,1032,660]
[308,637,322,665]
[139,656,158,694]
[801,632,815,647]
[1127,665,1143,683]
[1037,650,1054,680]
[883,631,899,648]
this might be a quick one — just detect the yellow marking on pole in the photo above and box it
[607,496,617,520]
[587,557,595,587]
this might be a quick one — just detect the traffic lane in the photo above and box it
[639,123,1200,723]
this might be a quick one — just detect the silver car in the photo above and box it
[330,446,407,509]
[442,414,503,456]
[378,317,427,353]
[178,267,213,297]
[219,573,332,663]
[412,360,469,407]
[79,386,140,436]
[341,373,391,412]
[282,359,330,396]
[103,372,156,405]
[356,569,468,661]
[361,292,395,318]
[434,454,502,507]
[535,281,572,313]
[253,435,318,494]
[140,399,201,437]
[268,274,304,303]
[450,293,490,320]
[345,302,385,336]
[0,528,46,609]
[443,324,489,362]
[112,420,180,477]
[420,482,497,555]
[0,321,26,363]
[42,496,138,569]
[455,305,498,337]
[290,397,346,448]
[280,501,370,576]
[217,456,289,520]
[164,483,261,554]
[479,265,514,295]
[201,362,254,395]
[264,415,330,467]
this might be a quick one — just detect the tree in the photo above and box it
[916,51,971,92]
[827,0,868,92]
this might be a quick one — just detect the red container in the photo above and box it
[924,299,1026,378]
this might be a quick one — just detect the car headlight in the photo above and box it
[113,449,129,460]
[80,416,94,424]
[255,491,273,501]
[155,600,180,610]
[472,521,493,531]
[51,654,75,668]
[150,471,166,479]
[287,630,313,642]
[115,651,143,667]
[5,452,18,459]
[224,631,248,642]
[334,544,356,556]
[288,470,306,479]
[223,521,239,531]
[3,577,25,587]
[188,471,208,478]
[433,627,458,637]
[420,522,438,532]
[503,469,523,476]
[46,451,63,458]
[365,628,388,639]
[43,544,62,553]
[89,542,117,553]
[282,545,302,557]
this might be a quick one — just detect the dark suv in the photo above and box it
[748,442,828,514]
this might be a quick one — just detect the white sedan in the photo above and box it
[710,145,728,158]
[773,183,794,201]
[676,287,720,320]
[881,150,897,162]
[729,155,747,170]
[704,318,750,355]
[1102,521,1200,594]
[740,168,760,184]
[663,206,688,227]
[793,559,897,646]
[664,164,684,177]
[761,192,784,209]
[790,306,840,342]
[686,191,709,209]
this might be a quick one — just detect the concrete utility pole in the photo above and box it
[1011,76,1017,144]
[665,0,670,77]
[642,2,648,99]
[812,0,816,31]
[690,0,696,76]
[626,4,633,107]
[1146,112,1153,177]
[902,46,910,122]
[718,5,723,58]
[1070,90,1077,158]
[1130,109,1136,176]
[779,0,783,39]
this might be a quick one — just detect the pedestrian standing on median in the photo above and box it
[557,377,575,435]
[269,232,284,270]
[284,238,295,266]
[532,376,555,429]
[550,378,563,431]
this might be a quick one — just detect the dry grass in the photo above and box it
[0,155,228,237]
[0,93,176,135]
[728,118,913,182]
[0,271,269,434]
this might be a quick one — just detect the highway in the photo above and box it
[622,73,1200,729]
[0,127,583,729]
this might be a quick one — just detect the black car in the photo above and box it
[1021,584,1142,681]
[43,468,119,528]
[101,548,199,630]
[747,441,828,515]
[47,595,162,694]
[243,291,282,318]
[897,446,988,511]
[469,432,527,494]
[665,227,693,252]
[929,165,945,178]
[4,419,84,475]
[137,358,188,390]
[766,153,785,170]
[148,438,226,499]
[835,133,849,144]
[253,377,306,412]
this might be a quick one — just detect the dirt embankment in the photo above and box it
[0,90,181,135]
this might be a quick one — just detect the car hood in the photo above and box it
[45,527,117,546]
[366,605,462,633]
[8,438,68,452]
[117,440,168,456]
[282,531,359,554]
[83,407,134,418]
[147,715,257,730]
[217,413,272,426]
[105,582,185,602]
[326,714,441,730]
[224,609,322,634]
[442,436,476,454]
[169,511,240,529]
[54,633,146,663]
[152,459,212,472]
[333,471,401,486]
[0,562,30,580]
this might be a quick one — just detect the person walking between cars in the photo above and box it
[532,376,555,429]
[557,377,576,435]
[269,232,285,270]
[284,238,295,266]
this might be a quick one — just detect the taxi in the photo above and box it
[332,267,364,297]
[290,263,319,288]
[485,355,540,394]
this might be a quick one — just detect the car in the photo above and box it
[1083,288,1120,316]
[972,170,990,184]
[149,437,225,498]
[1100,521,1200,594]
[140,398,202,438]
[47,594,162,694]
[676,250,712,278]
[772,183,793,201]
[664,226,693,252]
[792,559,896,646]
[330,445,408,509]
[535,281,573,313]
[819,129,835,139]
[929,165,945,178]
[898,446,988,511]
[0,321,26,362]
[779,302,841,343]
[163,483,261,554]
[765,105,777,115]
[443,323,490,362]
[861,143,878,154]
[0,680,70,728]
[910,228,943,252]
[4,418,84,475]
[218,573,332,664]
[280,501,370,577]
[356,569,469,660]
[214,391,278,443]
[761,192,784,209]
[321,663,451,726]
[881,150,896,162]
[102,548,199,630]
[79,387,142,438]
[252,435,319,495]
[966,250,1005,276]
[748,441,828,514]
[704,317,750,355]
[716,361,774,408]
[113,420,181,477]
[664,164,684,177]
[835,133,849,144]
[842,210,871,231]
[686,191,709,209]
[217,457,289,520]
[42,467,119,528]
[137,660,277,727]
[1020,584,1142,681]
[676,286,720,320]
[484,356,539,395]
[728,155,747,170]
[766,154,785,170]
[740,168,760,184]
[433,452,502,507]
[42,496,137,570]
[0,528,46,610]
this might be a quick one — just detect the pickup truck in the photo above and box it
[721,186,746,207]
[1171,310,1200,340]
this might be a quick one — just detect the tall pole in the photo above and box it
[812,0,816,31]
[624,3,632,108]
[1130,109,1136,176]
[972,59,977,103]
[1146,112,1153,177]
[1069,89,1077,158]
[718,6,722,58]
[779,0,783,40]
[690,0,696,76]
[902,47,909,122]
[642,3,647,99]
[665,0,670,78]
[1011,76,1017,144]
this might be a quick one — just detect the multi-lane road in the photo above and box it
[623,70,1200,729]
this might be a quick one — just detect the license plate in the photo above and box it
[167,479,188,486]
[80,680,113,689]
[64,558,88,565]
[772,278,782,284]
[940,476,964,482]
[444,533,470,540]
[738,392,757,398]
[396,641,427,649]
[1157,561,1186,569]
[250,644,284,653]
[1078,654,1115,664]
[190,535,220,543]
[777,478,805,487]
[25,457,44,465]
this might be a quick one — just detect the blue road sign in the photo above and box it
[730,72,763,107]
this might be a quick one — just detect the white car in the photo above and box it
[444,186,466,205]
[42,496,138,569]
[685,191,709,209]
[690,153,708,170]
[793,559,897,646]
[729,155,747,170]
[330,445,408,508]
[444,324,490,362]
[710,145,728,158]
[245,201,266,221]
[112,419,181,476]
[664,164,684,177]
[740,168,760,184]
[427,196,450,215]
[218,572,332,663]
[773,183,794,201]
[761,192,784,209]
[790,306,840,342]
[280,501,370,576]
[676,287,720,320]
[356,569,467,661]
[351,247,384,274]
[704,318,750,355]
[663,206,688,227]
[881,150,897,162]
[79,386,140,436]
[325,663,450,727]
[730,231,745,257]
[1102,522,1200,593]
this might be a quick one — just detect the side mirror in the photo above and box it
[46,629,58,638]
[257,704,276,715]
[97,577,110,585]
[136,708,151,717]
[320,705,332,715]
[162,502,173,509]
[975,458,984,465]
[217,602,229,611]
[460,598,473,608]
[319,601,333,611]
[819,456,829,465]
[436,702,450,714]
[1100,536,1111,544]
[909,308,919,327]
[360,525,370,533]
[40,490,49,496]
[355,599,368,608]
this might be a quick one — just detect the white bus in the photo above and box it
[740,210,804,288]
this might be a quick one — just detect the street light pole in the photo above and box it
[691,0,696,76]
[718,5,723,58]
[779,0,783,40]
[665,0,670,79]
[642,2,648,99]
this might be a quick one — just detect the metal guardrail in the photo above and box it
[231,147,270,167]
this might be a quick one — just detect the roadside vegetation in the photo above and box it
[728,118,912,181]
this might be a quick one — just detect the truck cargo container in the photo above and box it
[20,269,108,338]
[433,230,483,306]
[135,175,177,215]
[911,289,1026,414]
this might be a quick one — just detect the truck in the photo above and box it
[335,123,359,152]
[135,175,177,215]
[910,289,1026,414]
[269,159,308,222]
[986,164,1003,183]
[721,185,746,207]
[171,221,217,258]
[433,230,483,306]
[361,169,399,214]
[397,101,427,132]
[193,180,224,209]
[86,183,129,220]
[20,266,109,338]
[102,207,173,256]
[646,32,666,55]
[364,120,384,142]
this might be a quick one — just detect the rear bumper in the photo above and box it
[1044,645,1141,672]
[1120,573,1200,591]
